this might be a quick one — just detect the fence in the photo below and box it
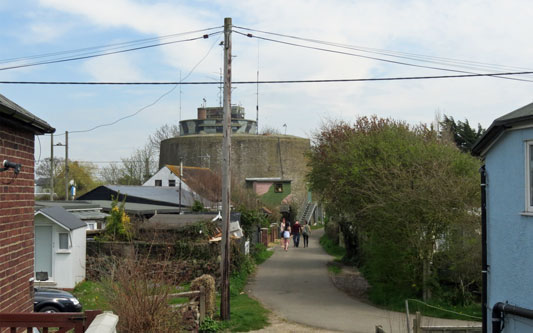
[0,310,102,333]
[413,312,481,333]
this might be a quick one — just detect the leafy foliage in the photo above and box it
[308,116,481,304]
[192,200,205,212]
[101,195,132,241]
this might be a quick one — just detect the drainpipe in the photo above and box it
[480,165,488,333]
[492,302,533,333]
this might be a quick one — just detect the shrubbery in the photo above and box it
[308,116,481,305]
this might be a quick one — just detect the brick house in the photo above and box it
[0,93,54,313]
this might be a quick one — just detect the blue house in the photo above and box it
[472,102,533,333]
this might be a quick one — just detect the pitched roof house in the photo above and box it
[143,165,221,204]
[0,93,54,313]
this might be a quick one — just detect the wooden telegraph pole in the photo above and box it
[220,17,232,320]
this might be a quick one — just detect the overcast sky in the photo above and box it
[2,0,533,172]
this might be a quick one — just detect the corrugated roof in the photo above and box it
[78,185,214,208]
[36,206,86,230]
[0,93,55,134]
[472,102,533,156]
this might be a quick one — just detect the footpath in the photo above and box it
[247,228,480,333]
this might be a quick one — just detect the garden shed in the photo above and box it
[34,206,87,289]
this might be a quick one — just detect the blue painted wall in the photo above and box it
[485,128,533,332]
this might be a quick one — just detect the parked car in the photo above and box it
[34,288,82,313]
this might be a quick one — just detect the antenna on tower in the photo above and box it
[179,70,182,123]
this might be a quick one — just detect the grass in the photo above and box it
[327,264,342,275]
[319,234,346,261]
[311,224,324,230]
[72,280,111,311]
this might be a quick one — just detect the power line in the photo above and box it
[234,26,533,75]
[3,70,533,86]
[57,34,223,136]
[0,26,222,65]
[234,30,533,83]
[0,32,222,71]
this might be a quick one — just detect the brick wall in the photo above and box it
[0,122,35,313]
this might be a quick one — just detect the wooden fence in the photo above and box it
[0,310,102,333]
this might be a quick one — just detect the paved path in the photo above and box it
[247,228,480,333]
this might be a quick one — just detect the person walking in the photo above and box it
[282,223,291,251]
[302,220,311,248]
[280,217,287,248]
[292,220,301,248]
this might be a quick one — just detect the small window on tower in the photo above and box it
[155,180,162,186]
[169,180,176,187]
[274,183,283,193]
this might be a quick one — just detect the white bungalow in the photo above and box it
[34,206,87,289]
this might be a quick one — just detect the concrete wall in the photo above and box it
[0,122,35,313]
[159,134,310,205]
[485,127,533,332]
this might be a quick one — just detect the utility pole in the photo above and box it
[65,131,69,200]
[220,16,232,321]
[50,133,54,201]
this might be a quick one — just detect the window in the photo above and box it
[86,222,97,230]
[169,179,176,187]
[59,233,69,250]
[274,183,283,193]
[527,142,533,212]
[155,179,162,186]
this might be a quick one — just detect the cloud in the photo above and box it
[82,53,143,81]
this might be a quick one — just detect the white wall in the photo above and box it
[34,215,86,289]
[143,167,193,192]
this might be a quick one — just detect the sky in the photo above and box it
[2,0,533,174]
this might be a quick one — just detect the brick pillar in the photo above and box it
[260,228,268,246]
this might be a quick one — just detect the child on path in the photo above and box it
[282,223,291,251]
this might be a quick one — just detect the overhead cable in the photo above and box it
[0,26,222,65]
[234,30,533,83]
[0,32,222,71]
[234,26,533,74]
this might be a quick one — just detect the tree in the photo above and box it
[440,115,485,152]
[307,116,481,303]
[36,158,100,199]
[148,123,180,155]
[100,124,178,185]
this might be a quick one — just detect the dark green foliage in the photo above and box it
[319,234,346,261]
[192,200,205,212]
[308,116,481,304]
[238,205,270,238]
[440,115,486,152]
[251,243,274,265]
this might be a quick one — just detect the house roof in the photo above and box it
[35,200,108,220]
[165,165,221,202]
[35,206,87,231]
[472,102,533,156]
[77,185,202,208]
[0,93,55,134]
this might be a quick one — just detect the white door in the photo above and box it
[35,226,53,280]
